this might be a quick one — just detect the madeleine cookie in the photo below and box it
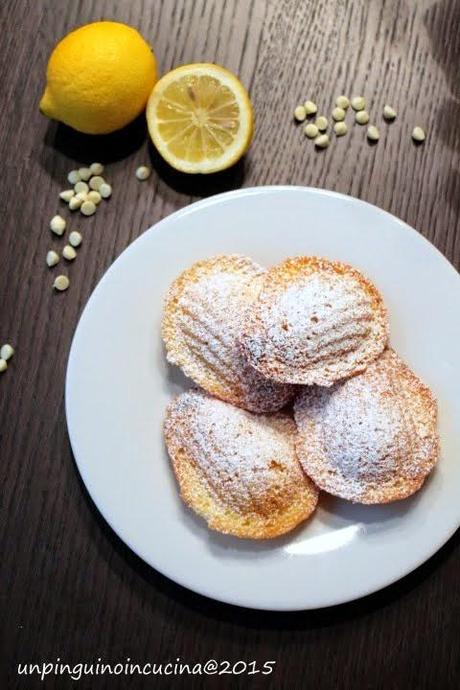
[294,349,439,504]
[164,389,319,539]
[162,255,294,412]
[240,256,389,386]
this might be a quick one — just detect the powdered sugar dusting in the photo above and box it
[294,349,439,503]
[265,275,373,361]
[240,258,389,386]
[168,389,306,513]
[163,255,293,412]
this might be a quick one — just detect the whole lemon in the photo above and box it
[40,21,157,134]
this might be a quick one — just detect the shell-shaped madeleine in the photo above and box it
[162,255,294,412]
[294,349,439,504]
[164,389,319,538]
[240,256,389,386]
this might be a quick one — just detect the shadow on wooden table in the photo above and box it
[39,116,247,198]
[71,447,460,631]
[424,0,460,217]
[40,114,147,180]
[424,0,460,103]
[147,142,247,198]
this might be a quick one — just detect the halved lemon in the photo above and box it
[146,63,254,174]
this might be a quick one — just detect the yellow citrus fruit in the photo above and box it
[146,63,254,174]
[40,21,157,135]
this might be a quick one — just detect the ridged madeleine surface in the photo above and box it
[162,255,294,412]
[240,257,389,386]
[164,389,319,539]
[294,349,439,504]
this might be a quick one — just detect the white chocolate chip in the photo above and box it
[90,162,104,175]
[367,125,380,141]
[99,183,112,199]
[412,126,426,142]
[80,200,96,216]
[0,359,7,373]
[135,165,151,181]
[87,191,101,205]
[336,95,349,110]
[383,104,397,121]
[69,231,82,247]
[62,245,77,261]
[59,189,75,202]
[89,175,105,190]
[294,105,307,122]
[334,121,348,136]
[78,167,92,181]
[53,275,70,291]
[315,134,330,148]
[355,110,369,125]
[304,100,317,115]
[74,181,89,194]
[351,96,365,111]
[46,250,60,267]
[315,116,328,131]
[69,191,88,209]
[69,195,83,210]
[304,123,319,138]
[67,170,81,185]
[50,215,66,236]
[332,107,345,122]
[0,344,14,361]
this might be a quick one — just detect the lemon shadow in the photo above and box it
[39,114,147,182]
[147,140,247,199]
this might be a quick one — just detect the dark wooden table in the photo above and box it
[2,1,459,688]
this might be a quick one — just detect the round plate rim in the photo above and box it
[65,185,460,611]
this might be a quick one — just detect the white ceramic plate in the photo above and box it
[66,186,460,611]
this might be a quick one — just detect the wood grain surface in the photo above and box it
[1,0,459,688]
